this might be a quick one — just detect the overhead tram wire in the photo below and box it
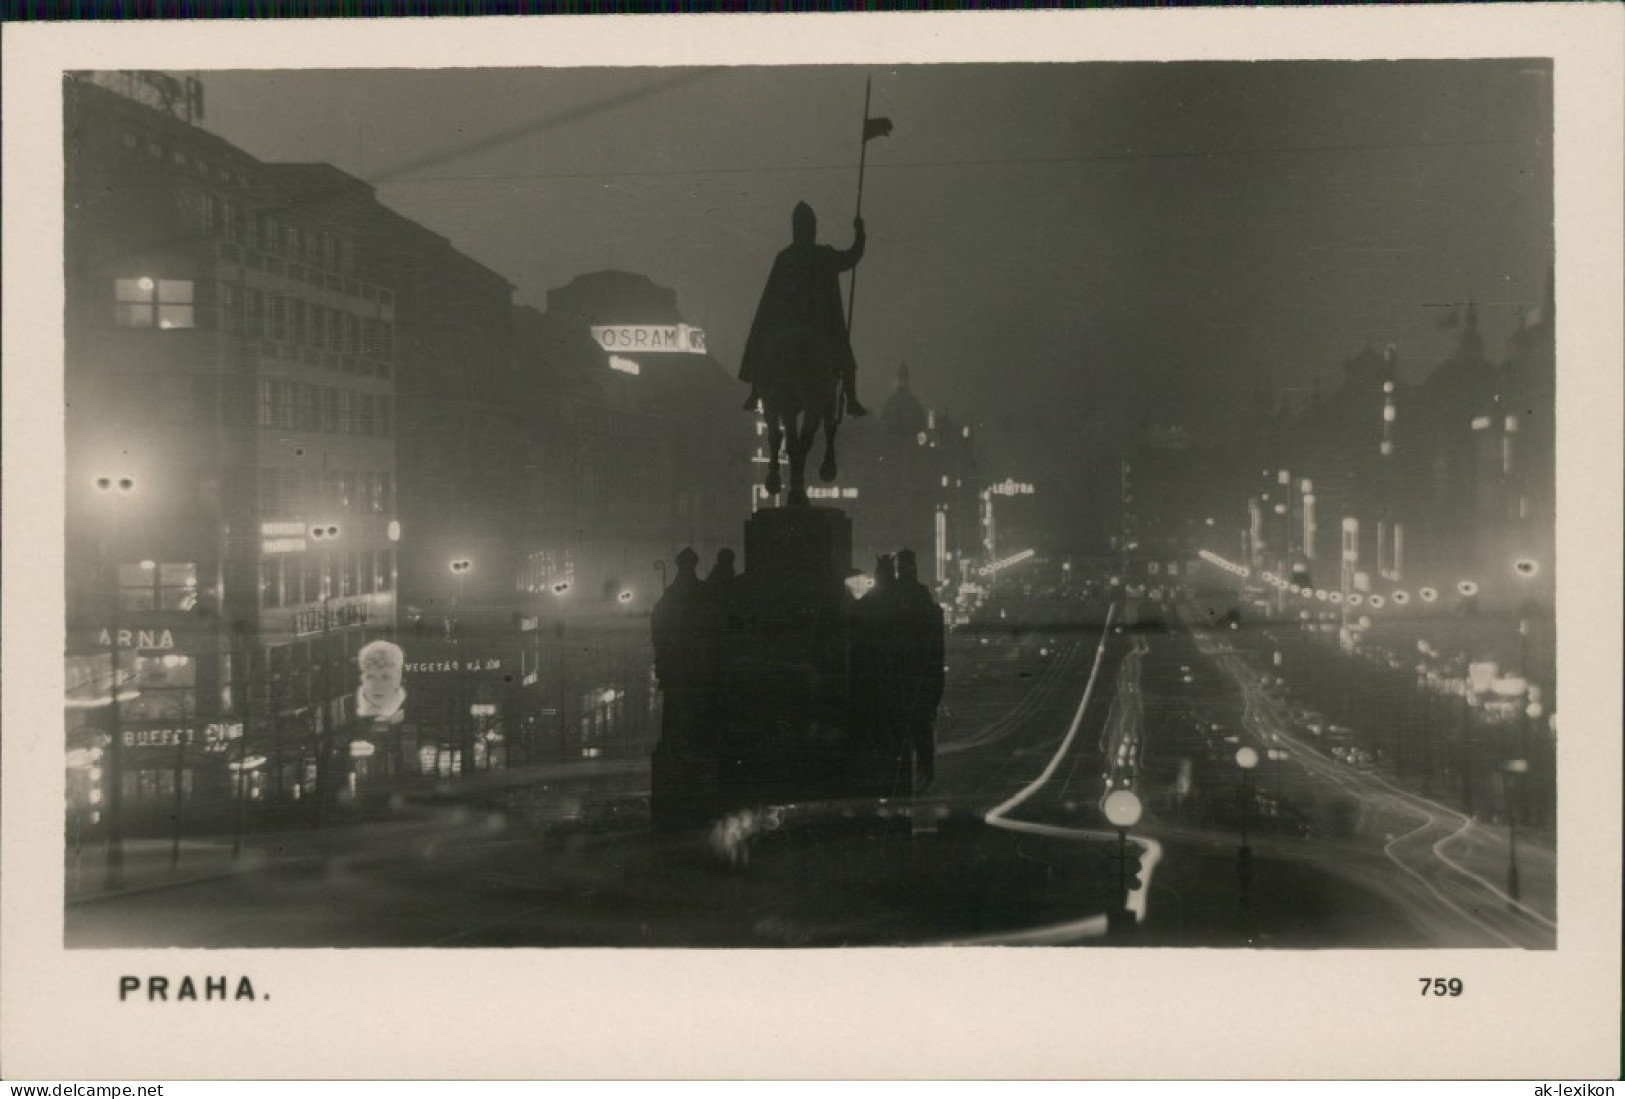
[96,67,728,259]
[121,66,1526,262]
[364,68,726,183]
[362,134,1528,187]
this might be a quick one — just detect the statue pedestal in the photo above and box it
[744,505,852,580]
[722,507,856,805]
[651,506,931,828]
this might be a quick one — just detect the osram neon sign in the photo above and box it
[590,324,707,355]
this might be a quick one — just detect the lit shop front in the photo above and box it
[386,625,657,774]
[252,516,398,801]
[395,646,519,776]
[64,616,241,834]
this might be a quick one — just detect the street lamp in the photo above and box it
[1235,746,1259,917]
[1102,788,1142,938]
[1414,662,1435,796]
[448,557,473,632]
[92,472,138,890]
[1501,758,1528,901]
[448,557,474,774]
[1490,672,1531,895]
[307,522,343,823]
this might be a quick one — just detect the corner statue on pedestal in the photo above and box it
[739,202,869,507]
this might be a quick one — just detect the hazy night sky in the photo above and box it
[196,62,1552,541]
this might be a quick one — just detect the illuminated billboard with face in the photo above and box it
[356,640,407,724]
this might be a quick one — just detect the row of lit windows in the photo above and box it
[260,549,395,610]
[120,769,197,802]
[257,380,392,438]
[258,469,394,519]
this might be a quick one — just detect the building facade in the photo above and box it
[66,74,401,831]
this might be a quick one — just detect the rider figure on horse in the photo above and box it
[739,201,869,420]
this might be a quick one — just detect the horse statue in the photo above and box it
[759,357,841,507]
[739,204,867,507]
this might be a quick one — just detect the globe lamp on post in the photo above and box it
[448,557,474,774]
[1501,758,1528,902]
[307,522,343,824]
[93,473,137,890]
[1235,746,1259,918]
[1102,788,1143,938]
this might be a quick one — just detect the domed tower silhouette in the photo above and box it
[881,361,929,440]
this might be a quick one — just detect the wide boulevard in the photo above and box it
[66,593,1555,949]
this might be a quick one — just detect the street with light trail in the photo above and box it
[65,592,1551,949]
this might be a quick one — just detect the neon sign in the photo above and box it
[590,324,707,355]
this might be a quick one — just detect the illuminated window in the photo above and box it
[115,277,195,329]
[118,561,198,612]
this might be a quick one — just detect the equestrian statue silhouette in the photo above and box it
[739,202,868,507]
